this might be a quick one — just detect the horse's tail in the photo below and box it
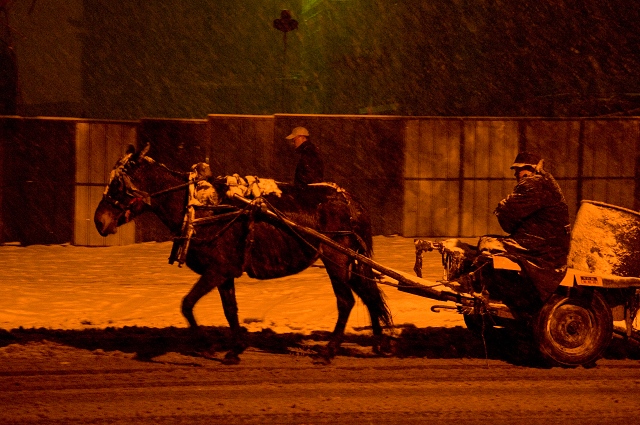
[350,241,393,329]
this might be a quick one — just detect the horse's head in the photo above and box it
[94,144,154,236]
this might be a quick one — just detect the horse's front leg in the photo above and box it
[182,272,221,328]
[181,272,224,353]
[218,278,247,365]
[182,273,246,364]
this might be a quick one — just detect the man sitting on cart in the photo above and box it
[458,151,571,315]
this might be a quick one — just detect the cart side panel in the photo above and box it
[568,201,640,277]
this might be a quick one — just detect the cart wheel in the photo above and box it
[534,291,613,367]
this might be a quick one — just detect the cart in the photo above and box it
[412,200,640,367]
[233,196,639,367]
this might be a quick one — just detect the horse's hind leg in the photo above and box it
[348,273,391,355]
[347,260,394,355]
[321,258,356,363]
[325,242,393,356]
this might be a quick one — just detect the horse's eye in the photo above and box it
[108,178,123,193]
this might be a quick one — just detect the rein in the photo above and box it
[148,177,206,199]
[103,174,206,212]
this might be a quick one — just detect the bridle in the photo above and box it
[101,154,148,214]
[101,154,201,216]
[101,176,150,214]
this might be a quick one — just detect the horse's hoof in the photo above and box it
[312,355,332,365]
[133,352,156,362]
[311,346,334,365]
[197,348,217,360]
[373,336,396,356]
[373,349,393,358]
[232,341,249,356]
[373,344,393,357]
[188,328,211,348]
[221,351,241,365]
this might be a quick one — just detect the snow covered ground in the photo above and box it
[0,236,465,334]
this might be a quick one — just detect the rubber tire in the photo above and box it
[534,291,613,367]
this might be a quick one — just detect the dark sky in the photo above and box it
[5,0,640,119]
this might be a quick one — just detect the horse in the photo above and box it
[94,144,392,363]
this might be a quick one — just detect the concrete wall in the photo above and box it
[1,114,638,245]
[404,117,640,237]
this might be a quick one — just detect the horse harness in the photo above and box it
[104,155,369,269]
[169,178,369,269]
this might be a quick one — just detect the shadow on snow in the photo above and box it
[0,325,638,367]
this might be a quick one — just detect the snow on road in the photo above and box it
[0,236,465,333]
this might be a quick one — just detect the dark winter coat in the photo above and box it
[294,141,324,185]
[494,169,571,300]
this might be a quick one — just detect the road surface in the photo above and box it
[1,236,639,423]
[1,341,639,424]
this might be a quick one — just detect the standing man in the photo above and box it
[285,126,324,185]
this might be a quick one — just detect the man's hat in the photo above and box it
[286,127,309,139]
[511,151,542,169]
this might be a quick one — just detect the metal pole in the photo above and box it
[273,10,297,113]
[232,194,459,303]
[282,31,287,112]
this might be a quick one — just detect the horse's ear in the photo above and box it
[139,143,151,158]
[125,144,136,155]
[131,143,151,162]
